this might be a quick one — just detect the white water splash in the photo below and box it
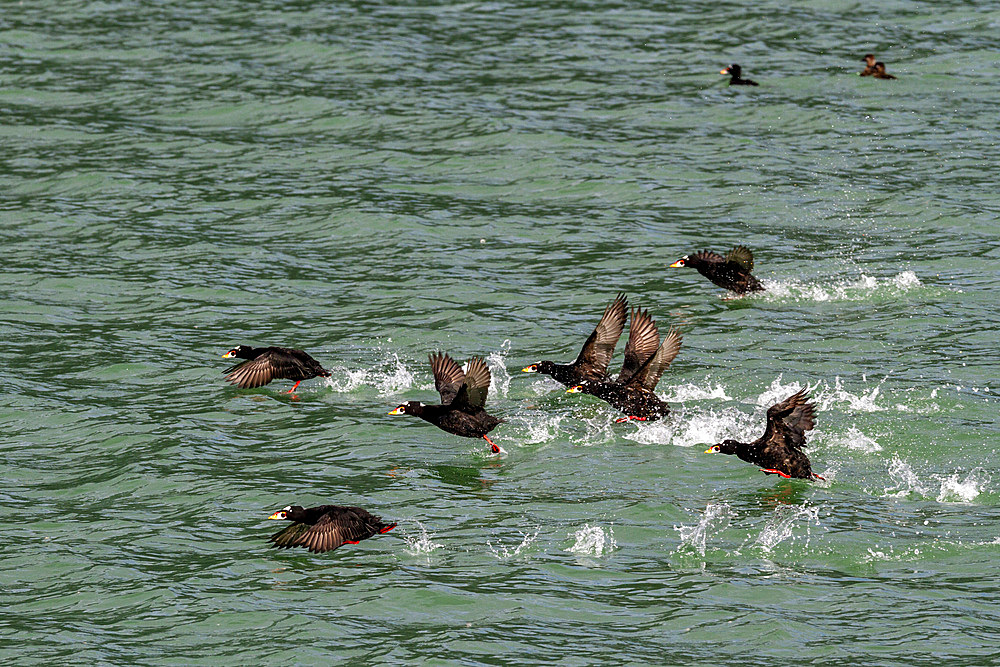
[529,377,565,396]
[761,271,922,302]
[575,413,618,447]
[625,406,756,449]
[885,455,926,496]
[505,411,567,445]
[486,339,512,399]
[566,525,617,557]
[662,382,732,402]
[936,471,987,503]
[324,352,417,396]
[758,375,887,413]
[884,456,987,503]
[676,502,734,556]
[488,528,539,559]
[403,522,444,556]
[754,376,809,409]
[893,270,921,289]
[753,504,820,553]
[828,426,882,453]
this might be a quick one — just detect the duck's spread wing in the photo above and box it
[430,352,466,404]
[573,293,628,380]
[274,511,382,554]
[617,306,660,383]
[633,327,682,391]
[224,353,284,388]
[690,250,727,265]
[269,522,311,549]
[763,389,816,450]
[452,357,491,409]
[726,245,755,272]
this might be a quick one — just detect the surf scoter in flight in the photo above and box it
[567,307,682,422]
[669,245,764,294]
[267,504,396,553]
[522,293,628,388]
[390,352,504,454]
[222,346,330,393]
[705,388,823,480]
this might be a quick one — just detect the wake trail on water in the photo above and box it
[758,270,925,302]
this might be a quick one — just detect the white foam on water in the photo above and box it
[403,521,444,556]
[675,502,734,557]
[487,528,540,559]
[753,504,820,553]
[566,524,617,557]
[761,271,923,303]
[486,339,512,399]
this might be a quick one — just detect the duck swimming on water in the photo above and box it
[872,62,896,80]
[720,64,758,86]
[859,53,878,76]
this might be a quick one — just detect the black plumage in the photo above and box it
[568,308,682,422]
[268,504,396,553]
[522,293,628,387]
[720,64,758,86]
[390,353,504,453]
[222,345,330,392]
[705,389,822,480]
[872,62,897,80]
[669,246,765,294]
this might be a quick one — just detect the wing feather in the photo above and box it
[763,389,816,450]
[429,352,466,404]
[573,293,628,380]
[452,357,491,409]
[224,357,278,388]
[616,306,660,383]
[633,327,682,390]
[689,250,727,265]
[726,245,755,271]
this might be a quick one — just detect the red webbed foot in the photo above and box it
[483,435,504,455]
[760,468,792,479]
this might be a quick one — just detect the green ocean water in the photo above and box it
[2,1,1000,664]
